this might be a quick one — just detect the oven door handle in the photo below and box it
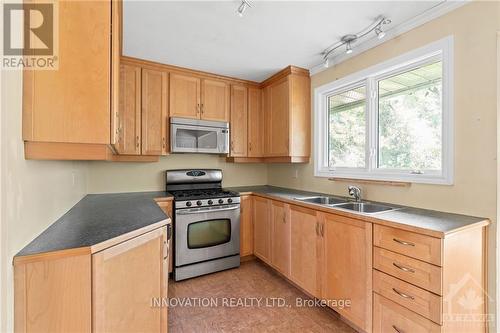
[176,204,240,215]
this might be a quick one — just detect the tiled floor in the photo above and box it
[168,260,356,332]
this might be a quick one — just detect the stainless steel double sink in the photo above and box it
[294,196,398,214]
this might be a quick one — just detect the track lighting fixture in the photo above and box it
[321,16,392,67]
[323,58,329,68]
[236,0,251,17]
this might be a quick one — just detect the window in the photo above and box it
[315,37,453,184]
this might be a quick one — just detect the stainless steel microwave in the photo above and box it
[170,117,229,154]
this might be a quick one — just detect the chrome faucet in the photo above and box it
[348,186,362,202]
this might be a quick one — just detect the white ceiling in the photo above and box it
[123,1,445,82]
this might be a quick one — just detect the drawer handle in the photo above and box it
[392,325,404,333]
[393,238,415,247]
[392,288,415,300]
[393,262,415,273]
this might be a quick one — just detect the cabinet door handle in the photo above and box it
[315,222,319,236]
[392,288,415,300]
[248,142,252,152]
[197,103,200,114]
[136,136,140,148]
[392,325,404,333]
[320,223,324,237]
[162,137,166,149]
[393,238,415,247]
[282,215,286,223]
[201,103,204,114]
[392,262,415,273]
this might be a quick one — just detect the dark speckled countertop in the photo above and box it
[16,191,173,257]
[227,185,489,237]
[17,185,488,258]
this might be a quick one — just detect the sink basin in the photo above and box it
[295,196,348,206]
[335,202,396,214]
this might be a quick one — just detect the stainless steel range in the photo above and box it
[166,169,240,281]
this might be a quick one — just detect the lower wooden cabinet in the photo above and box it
[14,226,170,333]
[253,196,271,263]
[289,205,322,298]
[321,212,372,332]
[270,201,290,277]
[240,195,254,257]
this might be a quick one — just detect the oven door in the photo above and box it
[170,123,229,154]
[175,204,240,267]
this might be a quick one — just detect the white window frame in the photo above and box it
[314,36,454,185]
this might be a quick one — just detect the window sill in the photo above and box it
[328,177,411,187]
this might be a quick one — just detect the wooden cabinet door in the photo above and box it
[322,213,372,332]
[142,69,168,156]
[264,78,290,156]
[230,85,248,157]
[201,79,230,121]
[23,0,110,144]
[115,64,141,155]
[253,196,271,264]
[290,205,322,298]
[240,195,254,257]
[248,87,263,157]
[169,73,200,119]
[93,226,168,333]
[271,201,290,277]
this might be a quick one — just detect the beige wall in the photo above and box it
[87,155,267,193]
[0,70,88,332]
[267,1,499,327]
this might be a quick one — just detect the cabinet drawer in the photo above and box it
[373,270,442,324]
[374,247,442,295]
[373,293,441,333]
[374,224,442,266]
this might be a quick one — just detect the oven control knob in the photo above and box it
[208,200,213,205]
[218,199,224,204]
[186,201,192,207]
[227,198,233,204]
[196,200,203,206]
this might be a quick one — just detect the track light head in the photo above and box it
[323,58,329,68]
[236,0,251,17]
[375,27,385,39]
[345,42,353,54]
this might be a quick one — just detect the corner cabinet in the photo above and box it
[93,227,168,333]
[227,66,311,163]
[14,225,170,333]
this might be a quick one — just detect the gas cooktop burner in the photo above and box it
[169,188,238,201]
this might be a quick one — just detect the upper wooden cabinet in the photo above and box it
[23,0,113,158]
[202,79,230,121]
[170,74,230,122]
[262,67,311,161]
[230,85,248,157]
[169,73,201,119]
[227,66,310,163]
[115,64,141,155]
[247,87,264,157]
[142,69,169,156]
